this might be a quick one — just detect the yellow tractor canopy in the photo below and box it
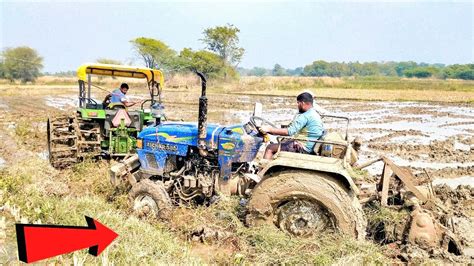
[77,63,164,85]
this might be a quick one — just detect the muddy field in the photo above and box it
[17,92,474,202]
[0,87,473,263]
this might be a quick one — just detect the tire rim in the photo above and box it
[276,199,335,236]
[133,194,159,218]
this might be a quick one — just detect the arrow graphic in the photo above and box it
[16,216,118,263]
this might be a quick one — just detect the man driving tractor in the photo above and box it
[261,92,325,159]
[103,83,141,108]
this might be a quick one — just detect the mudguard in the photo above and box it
[258,151,360,194]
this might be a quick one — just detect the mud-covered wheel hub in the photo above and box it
[129,179,172,220]
[133,194,160,218]
[276,199,335,236]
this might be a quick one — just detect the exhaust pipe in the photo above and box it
[196,72,208,157]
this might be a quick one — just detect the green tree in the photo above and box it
[201,24,245,66]
[130,37,177,71]
[303,60,330,76]
[378,62,397,76]
[272,64,286,76]
[456,64,474,80]
[395,61,417,76]
[249,67,268,76]
[179,48,226,77]
[442,64,474,80]
[287,67,303,76]
[2,46,43,83]
[0,60,5,79]
[404,67,437,78]
[96,58,122,65]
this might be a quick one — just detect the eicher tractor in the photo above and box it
[111,72,366,238]
[47,63,166,168]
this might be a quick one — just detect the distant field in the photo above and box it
[1,75,473,103]
[215,76,474,103]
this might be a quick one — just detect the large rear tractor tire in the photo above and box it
[246,170,366,239]
[129,179,172,220]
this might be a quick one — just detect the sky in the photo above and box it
[1,0,473,73]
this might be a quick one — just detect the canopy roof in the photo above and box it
[77,63,164,85]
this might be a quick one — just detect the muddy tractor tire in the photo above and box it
[129,179,172,220]
[246,170,367,239]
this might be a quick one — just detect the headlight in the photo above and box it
[136,139,143,149]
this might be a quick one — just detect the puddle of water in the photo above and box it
[44,95,78,110]
[352,117,473,143]
[390,135,432,145]
[432,176,474,188]
[389,155,474,170]
[352,131,392,141]
[37,151,49,161]
[230,108,296,125]
[454,141,472,152]
[356,148,385,176]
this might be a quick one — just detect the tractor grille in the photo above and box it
[145,153,159,169]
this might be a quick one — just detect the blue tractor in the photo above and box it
[111,72,366,238]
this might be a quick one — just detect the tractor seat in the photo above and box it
[107,103,126,110]
[86,103,104,109]
[311,130,327,155]
[313,131,347,159]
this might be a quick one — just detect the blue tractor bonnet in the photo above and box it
[137,122,262,179]
[139,122,224,150]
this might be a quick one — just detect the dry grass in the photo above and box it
[0,159,202,264]
[168,196,385,264]
[0,156,386,264]
[2,75,473,102]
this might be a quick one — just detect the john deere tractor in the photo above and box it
[47,63,166,168]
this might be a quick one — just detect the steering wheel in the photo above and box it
[141,99,151,110]
[87,98,98,107]
[249,116,278,142]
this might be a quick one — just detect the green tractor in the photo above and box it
[47,63,165,168]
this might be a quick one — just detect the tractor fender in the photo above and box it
[258,151,360,195]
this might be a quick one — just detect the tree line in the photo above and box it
[239,61,474,80]
[0,24,244,83]
[1,23,473,82]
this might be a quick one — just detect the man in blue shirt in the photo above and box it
[261,92,324,159]
[103,83,140,108]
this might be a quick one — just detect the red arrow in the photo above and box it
[16,216,118,263]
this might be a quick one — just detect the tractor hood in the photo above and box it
[139,122,228,150]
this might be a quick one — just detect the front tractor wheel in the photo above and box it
[246,170,366,239]
[129,179,172,220]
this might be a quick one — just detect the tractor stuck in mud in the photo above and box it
[110,72,466,258]
[47,63,165,168]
